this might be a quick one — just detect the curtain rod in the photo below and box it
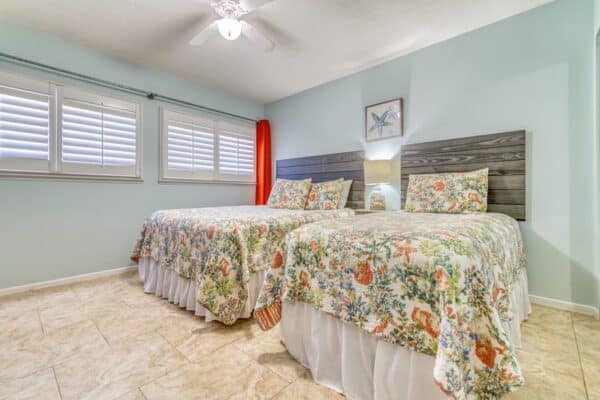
[0,52,258,123]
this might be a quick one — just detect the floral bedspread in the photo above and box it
[255,211,526,399]
[132,205,354,324]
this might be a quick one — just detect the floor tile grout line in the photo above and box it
[269,381,292,399]
[138,387,149,400]
[136,365,183,396]
[153,327,201,367]
[154,327,188,354]
[180,337,241,363]
[571,314,590,400]
[52,367,64,400]
[36,308,47,336]
[91,318,111,347]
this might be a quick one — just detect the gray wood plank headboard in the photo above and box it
[276,150,365,210]
[400,130,526,220]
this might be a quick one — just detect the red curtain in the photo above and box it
[255,120,272,205]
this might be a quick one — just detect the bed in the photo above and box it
[255,131,530,399]
[132,150,366,325]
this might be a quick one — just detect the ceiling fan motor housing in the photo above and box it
[211,0,247,19]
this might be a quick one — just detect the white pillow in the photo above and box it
[337,179,353,208]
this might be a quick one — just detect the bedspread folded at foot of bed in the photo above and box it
[255,211,526,399]
[132,205,354,324]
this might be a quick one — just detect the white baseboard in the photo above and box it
[0,265,138,297]
[530,294,599,319]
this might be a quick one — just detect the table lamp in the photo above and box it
[364,160,392,210]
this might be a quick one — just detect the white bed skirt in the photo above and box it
[281,270,531,400]
[138,257,266,322]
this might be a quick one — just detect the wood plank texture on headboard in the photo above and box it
[400,130,526,220]
[276,150,365,210]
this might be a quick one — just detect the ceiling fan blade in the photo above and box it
[241,21,275,52]
[239,0,275,12]
[189,20,218,46]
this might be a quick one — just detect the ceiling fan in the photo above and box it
[189,0,276,51]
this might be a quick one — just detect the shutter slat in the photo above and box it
[0,137,48,151]
[62,153,102,163]
[167,131,193,141]
[167,145,193,154]
[103,119,136,132]
[63,113,102,127]
[0,148,48,158]
[0,129,48,142]
[0,94,49,109]
[0,110,48,126]
[63,121,102,134]
[168,155,212,164]
[63,136,135,152]
[103,132,136,143]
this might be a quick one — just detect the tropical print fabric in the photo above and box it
[305,178,345,210]
[255,211,526,399]
[405,168,489,214]
[132,205,354,324]
[267,178,312,209]
[337,179,353,208]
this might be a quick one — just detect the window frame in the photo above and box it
[160,107,256,185]
[0,69,143,182]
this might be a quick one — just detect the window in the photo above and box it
[163,111,215,180]
[218,123,255,180]
[60,88,141,178]
[0,70,142,180]
[161,109,255,183]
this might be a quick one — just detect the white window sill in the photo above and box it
[0,170,143,183]
[159,177,256,185]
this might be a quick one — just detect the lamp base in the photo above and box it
[369,191,386,210]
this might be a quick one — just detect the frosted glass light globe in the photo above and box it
[218,18,242,40]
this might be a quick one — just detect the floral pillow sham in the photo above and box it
[267,178,312,209]
[337,179,353,209]
[305,178,345,210]
[404,168,488,214]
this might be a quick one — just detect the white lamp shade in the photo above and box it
[364,160,392,185]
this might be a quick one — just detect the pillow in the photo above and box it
[404,168,488,214]
[337,179,353,209]
[267,178,312,209]
[305,178,345,210]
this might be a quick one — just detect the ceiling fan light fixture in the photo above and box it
[217,17,242,40]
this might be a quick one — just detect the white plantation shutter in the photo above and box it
[167,118,214,178]
[161,109,255,183]
[0,73,52,172]
[218,129,255,181]
[0,69,142,180]
[60,89,141,177]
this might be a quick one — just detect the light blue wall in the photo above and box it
[595,0,600,34]
[595,0,600,309]
[0,21,264,289]
[266,0,598,308]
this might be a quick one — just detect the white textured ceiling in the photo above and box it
[0,0,550,103]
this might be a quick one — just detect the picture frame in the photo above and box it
[365,98,403,142]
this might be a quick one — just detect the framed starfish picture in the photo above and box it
[365,98,403,142]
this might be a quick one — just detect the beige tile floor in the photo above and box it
[0,271,598,400]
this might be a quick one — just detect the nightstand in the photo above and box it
[354,209,388,215]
